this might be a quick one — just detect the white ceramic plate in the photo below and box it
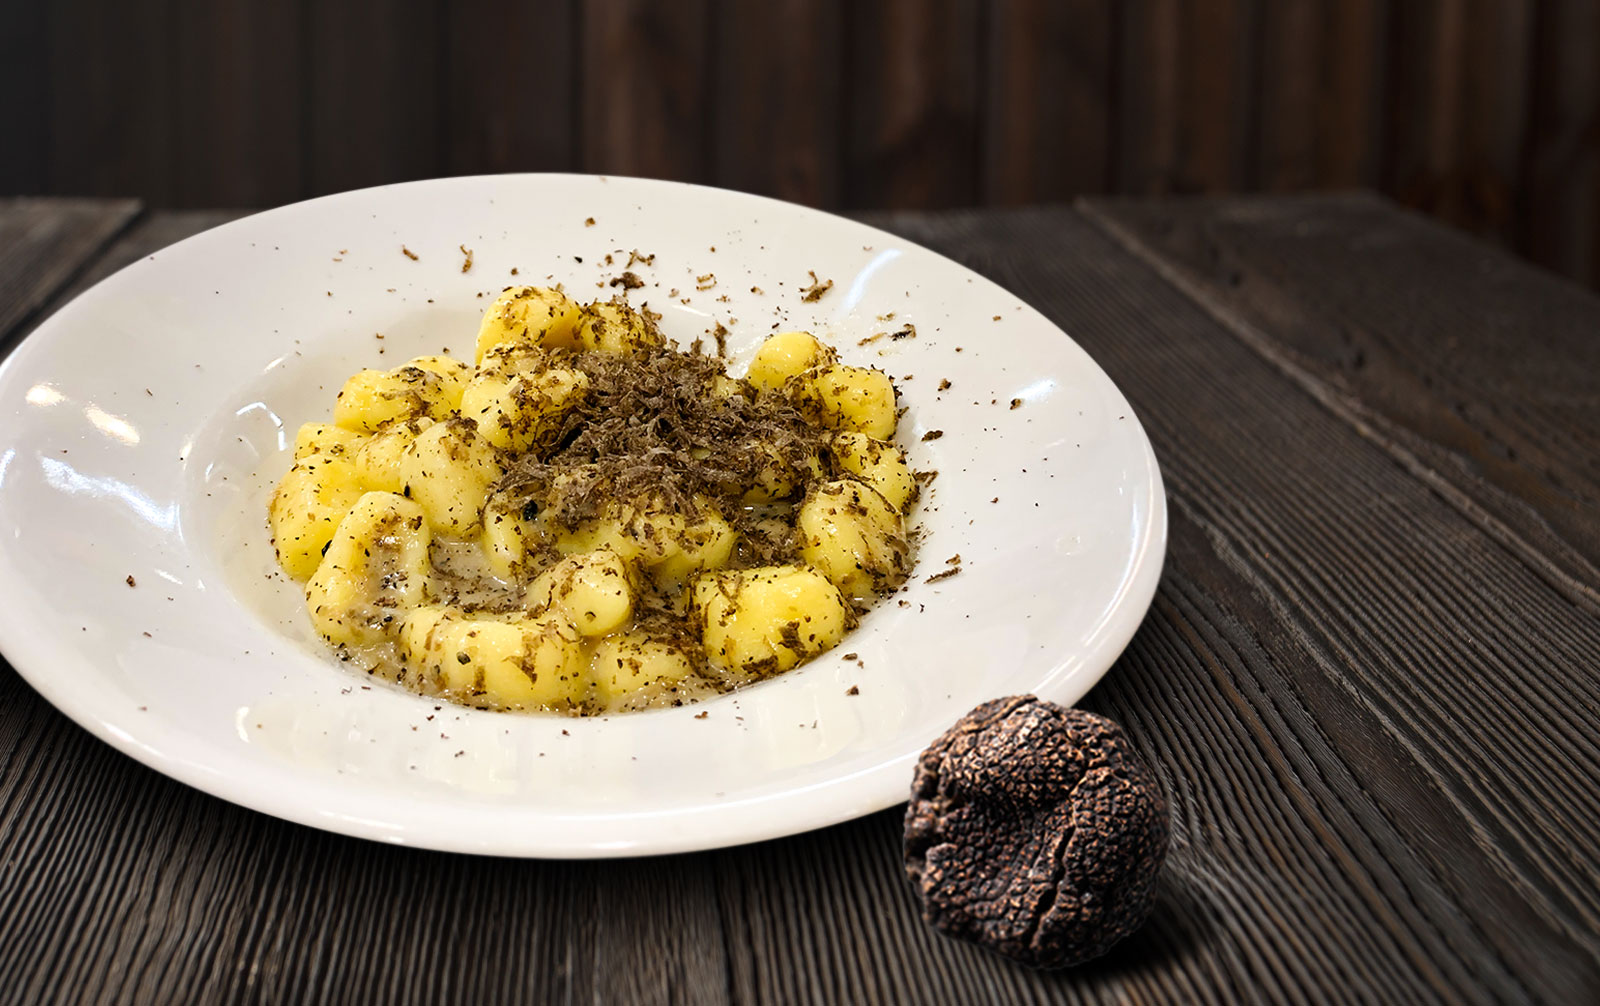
[0,175,1164,857]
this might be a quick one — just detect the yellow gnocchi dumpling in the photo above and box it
[560,497,737,587]
[476,341,553,380]
[399,418,501,535]
[292,422,367,462]
[402,606,585,708]
[332,356,466,433]
[553,513,632,561]
[589,633,697,711]
[573,300,666,354]
[480,490,538,579]
[354,416,434,493]
[743,441,823,504]
[804,363,898,439]
[525,549,634,636]
[797,479,911,601]
[475,286,584,362]
[831,431,915,511]
[406,355,472,409]
[458,367,589,453]
[305,492,431,646]
[269,453,365,581]
[746,331,835,392]
[693,565,850,680]
[633,503,739,584]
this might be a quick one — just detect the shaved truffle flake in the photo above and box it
[800,270,834,302]
[904,695,1169,968]
[497,345,837,576]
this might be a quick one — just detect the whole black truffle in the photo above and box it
[904,695,1169,968]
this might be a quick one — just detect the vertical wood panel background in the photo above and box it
[5,0,1600,290]
[711,0,843,207]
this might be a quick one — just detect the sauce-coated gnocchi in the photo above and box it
[269,288,918,714]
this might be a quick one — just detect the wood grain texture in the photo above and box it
[1080,194,1600,600]
[1519,0,1600,285]
[884,204,1600,1002]
[307,0,442,196]
[580,0,712,182]
[1456,0,1534,241]
[983,0,1114,204]
[1254,0,1319,191]
[170,0,305,208]
[709,0,842,206]
[1384,0,1465,209]
[1174,0,1257,192]
[45,0,176,204]
[2,200,1599,1004]
[1313,0,1389,188]
[842,0,982,209]
[0,0,47,194]
[8,0,1600,294]
[0,199,140,355]
[1112,0,1181,195]
[1382,0,1537,241]
[443,0,578,177]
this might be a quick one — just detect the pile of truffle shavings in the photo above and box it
[493,342,846,575]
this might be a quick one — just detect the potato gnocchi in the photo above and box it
[269,287,918,714]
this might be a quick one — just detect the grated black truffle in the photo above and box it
[498,347,832,542]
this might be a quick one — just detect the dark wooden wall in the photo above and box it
[4,0,1600,289]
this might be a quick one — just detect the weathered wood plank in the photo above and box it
[1382,0,1540,240]
[0,701,734,1005]
[1174,0,1257,192]
[710,0,842,207]
[843,0,982,209]
[1455,0,1534,242]
[3,203,1600,1004]
[443,0,579,177]
[1255,0,1320,191]
[0,199,141,357]
[0,0,48,194]
[871,205,1600,1002]
[43,0,175,204]
[170,0,305,208]
[983,0,1114,204]
[1313,0,1389,188]
[1112,0,1181,195]
[307,0,441,197]
[580,0,712,183]
[8,0,1600,297]
[1519,0,1600,285]
[716,511,1580,1004]
[1079,194,1600,599]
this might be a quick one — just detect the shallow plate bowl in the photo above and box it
[0,175,1165,856]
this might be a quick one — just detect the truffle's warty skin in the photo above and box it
[903,695,1169,968]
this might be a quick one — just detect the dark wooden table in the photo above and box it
[2,194,1597,1005]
